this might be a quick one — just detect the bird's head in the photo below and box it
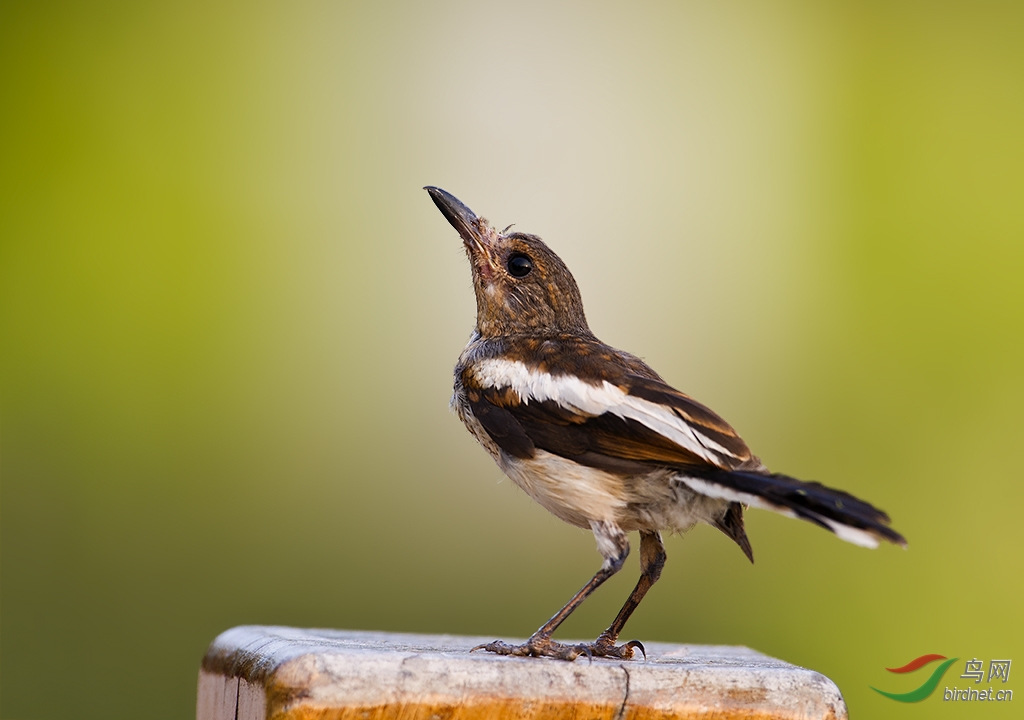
[426,187,590,339]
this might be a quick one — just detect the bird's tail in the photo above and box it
[683,469,906,549]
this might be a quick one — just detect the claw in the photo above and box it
[624,639,647,661]
[471,640,521,656]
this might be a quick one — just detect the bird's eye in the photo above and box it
[507,254,533,278]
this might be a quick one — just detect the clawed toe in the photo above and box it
[470,638,586,660]
[470,637,645,661]
[590,638,644,660]
[624,639,646,660]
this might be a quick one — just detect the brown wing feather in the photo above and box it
[462,337,756,472]
[620,375,754,466]
[468,385,721,474]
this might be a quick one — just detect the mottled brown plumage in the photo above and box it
[426,186,904,662]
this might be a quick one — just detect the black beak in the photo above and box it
[424,186,485,250]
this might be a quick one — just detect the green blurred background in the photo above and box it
[2,2,1022,718]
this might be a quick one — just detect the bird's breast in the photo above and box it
[495,448,630,530]
[451,383,504,462]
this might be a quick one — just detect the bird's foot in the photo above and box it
[591,637,646,660]
[471,635,645,661]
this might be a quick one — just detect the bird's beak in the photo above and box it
[424,186,492,258]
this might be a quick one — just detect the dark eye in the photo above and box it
[507,254,533,277]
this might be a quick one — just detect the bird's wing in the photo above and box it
[464,357,752,471]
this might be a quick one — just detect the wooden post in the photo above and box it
[198,626,848,720]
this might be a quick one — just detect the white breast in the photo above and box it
[497,449,629,530]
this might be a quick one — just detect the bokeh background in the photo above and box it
[2,2,1022,718]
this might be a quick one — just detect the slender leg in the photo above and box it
[474,520,631,660]
[594,530,666,651]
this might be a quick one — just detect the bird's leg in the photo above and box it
[473,521,629,660]
[591,530,666,657]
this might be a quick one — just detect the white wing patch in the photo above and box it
[471,357,740,465]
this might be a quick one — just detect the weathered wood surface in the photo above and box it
[198,626,848,720]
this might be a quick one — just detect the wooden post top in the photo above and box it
[198,626,848,720]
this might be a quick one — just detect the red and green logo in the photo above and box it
[871,654,959,702]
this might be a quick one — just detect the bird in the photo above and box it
[425,186,906,661]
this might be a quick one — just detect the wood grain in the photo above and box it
[198,627,848,720]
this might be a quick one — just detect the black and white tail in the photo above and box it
[684,469,907,549]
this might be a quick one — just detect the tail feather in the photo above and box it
[685,469,906,549]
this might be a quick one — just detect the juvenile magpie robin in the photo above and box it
[425,186,905,661]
